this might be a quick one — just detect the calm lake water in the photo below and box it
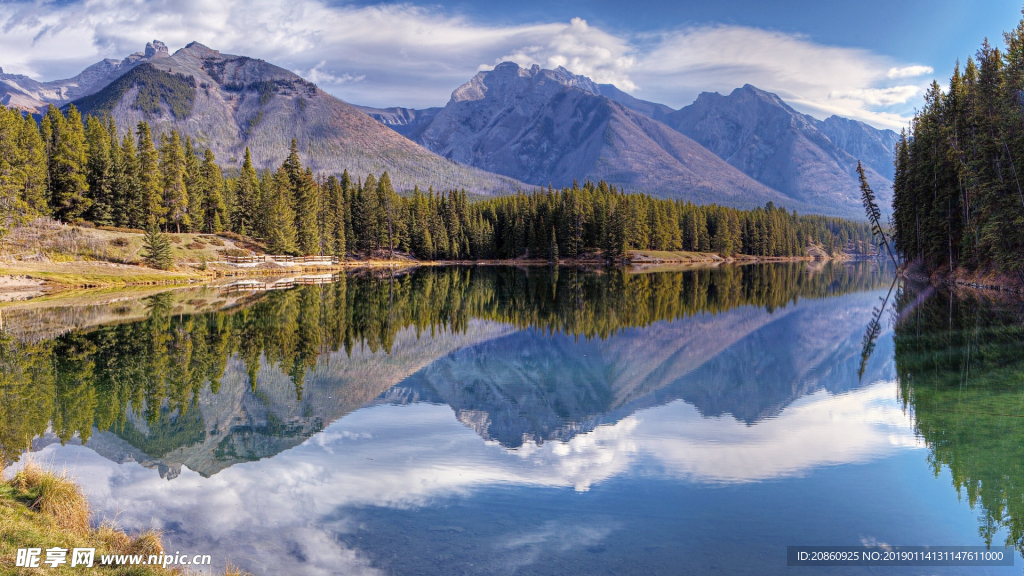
[3,263,1024,575]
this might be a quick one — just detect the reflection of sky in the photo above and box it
[13,286,1020,575]
[20,372,932,575]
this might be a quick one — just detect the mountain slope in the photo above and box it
[662,85,896,217]
[36,42,524,193]
[354,105,441,140]
[0,41,170,112]
[595,83,674,121]
[817,115,900,181]
[366,62,808,211]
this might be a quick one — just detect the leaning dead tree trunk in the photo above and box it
[858,161,898,267]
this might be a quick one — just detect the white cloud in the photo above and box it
[828,86,921,106]
[0,1,929,128]
[300,61,365,86]
[13,378,917,574]
[630,25,928,129]
[887,65,934,79]
[490,17,637,91]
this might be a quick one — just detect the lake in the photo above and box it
[3,263,1023,575]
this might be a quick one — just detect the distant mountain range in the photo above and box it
[361,63,899,218]
[1,41,523,194]
[2,41,899,218]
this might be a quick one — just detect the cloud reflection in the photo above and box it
[19,369,917,574]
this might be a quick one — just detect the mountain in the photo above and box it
[5,41,523,193]
[817,115,900,181]
[363,62,807,211]
[662,85,897,217]
[391,288,893,447]
[354,105,441,140]
[0,41,170,112]
[360,64,898,218]
[595,83,674,121]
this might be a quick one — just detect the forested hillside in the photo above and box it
[0,104,874,261]
[893,16,1024,277]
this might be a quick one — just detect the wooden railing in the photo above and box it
[223,255,267,264]
[219,274,339,294]
[223,254,339,264]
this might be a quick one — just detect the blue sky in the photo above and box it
[1,0,1022,129]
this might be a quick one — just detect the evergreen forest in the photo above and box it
[893,14,1024,276]
[0,104,875,261]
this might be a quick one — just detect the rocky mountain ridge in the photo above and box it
[380,62,806,211]
[0,41,170,112]
[362,64,900,218]
[662,85,897,216]
[3,43,900,217]
[3,41,523,194]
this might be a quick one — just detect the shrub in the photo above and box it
[141,223,173,270]
[111,237,131,247]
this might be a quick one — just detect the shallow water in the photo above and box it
[4,263,1023,575]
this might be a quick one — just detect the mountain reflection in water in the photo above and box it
[1,263,889,472]
[12,263,1012,575]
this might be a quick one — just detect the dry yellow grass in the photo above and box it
[0,219,263,288]
[11,463,91,534]
[0,462,251,575]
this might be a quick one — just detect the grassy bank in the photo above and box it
[0,220,852,300]
[0,464,246,575]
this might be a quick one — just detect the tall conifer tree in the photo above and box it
[136,122,164,227]
[47,105,91,222]
[160,131,189,233]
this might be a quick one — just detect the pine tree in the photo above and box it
[183,137,201,232]
[327,175,347,258]
[199,149,226,233]
[0,108,30,243]
[84,115,113,225]
[377,171,397,257]
[294,167,320,254]
[18,112,48,216]
[233,147,260,236]
[354,174,380,253]
[858,161,896,265]
[112,130,139,228]
[160,131,189,233]
[141,221,173,270]
[283,139,302,185]
[266,168,297,254]
[47,105,91,222]
[136,122,164,228]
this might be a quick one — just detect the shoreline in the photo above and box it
[0,251,863,304]
[901,262,1024,296]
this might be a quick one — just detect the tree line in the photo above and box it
[1,104,874,260]
[895,286,1024,551]
[0,262,889,466]
[893,13,1024,275]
